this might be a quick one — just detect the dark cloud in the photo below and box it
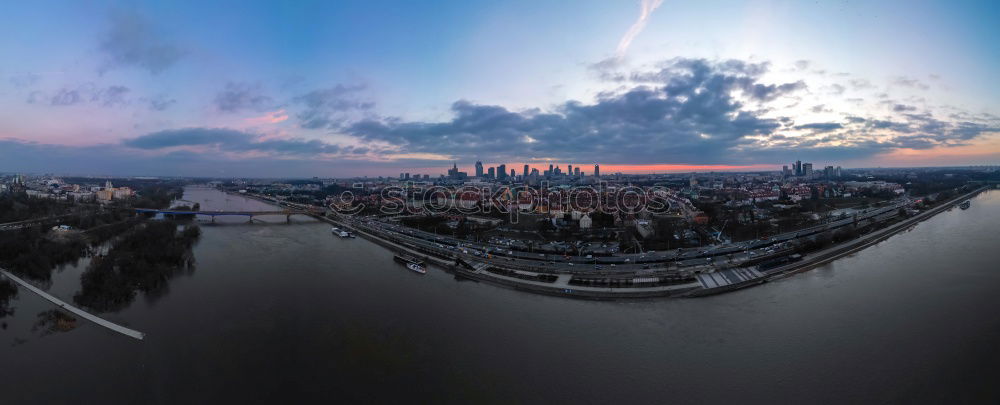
[795,122,843,132]
[99,10,185,74]
[892,104,917,112]
[746,80,807,102]
[0,138,399,178]
[123,127,344,156]
[340,57,999,165]
[214,82,274,113]
[49,88,84,106]
[592,58,804,103]
[346,58,794,164]
[293,84,374,129]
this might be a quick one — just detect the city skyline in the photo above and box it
[1,0,999,178]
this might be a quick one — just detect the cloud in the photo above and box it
[810,104,831,113]
[214,82,274,113]
[8,73,41,88]
[891,76,930,90]
[339,57,999,165]
[26,83,131,107]
[892,104,917,112]
[747,80,807,102]
[96,85,130,106]
[615,0,664,59]
[99,9,185,74]
[346,58,790,164]
[848,79,873,90]
[122,127,345,156]
[49,88,84,106]
[147,94,176,111]
[293,84,374,129]
[795,122,843,132]
[0,137,403,178]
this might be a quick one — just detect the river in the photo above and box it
[2,187,998,403]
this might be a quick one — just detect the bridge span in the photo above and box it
[134,208,322,223]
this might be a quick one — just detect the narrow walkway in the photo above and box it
[0,269,145,340]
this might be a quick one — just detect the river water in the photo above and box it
[2,187,999,403]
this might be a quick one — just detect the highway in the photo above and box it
[330,196,913,276]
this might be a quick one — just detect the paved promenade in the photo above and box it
[0,269,145,340]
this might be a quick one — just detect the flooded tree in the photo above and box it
[74,221,202,313]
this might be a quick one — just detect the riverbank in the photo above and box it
[232,186,986,299]
[762,186,987,283]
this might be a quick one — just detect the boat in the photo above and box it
[406,263,426,274]
[959,200,971,210]
[331,227,354,238]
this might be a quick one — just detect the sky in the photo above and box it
[1,0,998,178]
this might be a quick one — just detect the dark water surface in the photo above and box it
[2,187,999,403]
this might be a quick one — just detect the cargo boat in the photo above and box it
[394,254,424,266]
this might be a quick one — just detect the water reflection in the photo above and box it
[31,309,77,336]
[0,279,16,319]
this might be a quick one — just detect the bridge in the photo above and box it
[134,208,322,223]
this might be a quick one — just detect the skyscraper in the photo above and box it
[475,161,483,177]
[523,164,529,177]
[487,167,495,179]
[568,165,573,176]
[594,164,600,178]
[498,164,507,180]
[794,160,802,176]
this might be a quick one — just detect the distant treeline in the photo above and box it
[0,192,71,223]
